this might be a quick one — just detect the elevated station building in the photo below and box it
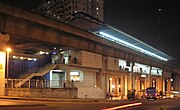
[0,2,180,98]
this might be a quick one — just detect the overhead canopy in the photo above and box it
[91,25,173,61]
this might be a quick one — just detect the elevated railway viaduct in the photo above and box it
[0,3,179,97]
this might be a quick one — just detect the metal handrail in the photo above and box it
[19,63,51,79]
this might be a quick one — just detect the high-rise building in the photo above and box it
[33,0,104,23]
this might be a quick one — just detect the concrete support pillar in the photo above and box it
[132,75,135,89]
[149,67,152,87]
[106,73,109,93]
[131,62,134,90]
[134,76,138,92]
[144,76,147,89]
[162,78,165,94]
[0,51,6,96]
[157,77,162,92]
[116,77,119,95]
[109,77,113,92]
[128,73,132,91]
[0,34,10,96]
[174,73,180,91]
[111,76,116,93]
[125,75,128,98]
[65,68,71,88]
[137,78,140,93]
[66,69,70,82]
[98,56,106,93]
[121,75,125,98]
[167,78,171,92]
[159,77,163,91]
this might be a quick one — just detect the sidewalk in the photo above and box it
[0,96,144,102]
[0,96,142,108]
[0,96,46,107]
[0,96,105,102]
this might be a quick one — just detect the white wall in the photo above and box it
[107,57,119,71]
[74,71,96,87]
[81,51,102,69]
[78,87,105,98]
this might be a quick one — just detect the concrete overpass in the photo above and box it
[0,3,179,74]
[0,2,180,97]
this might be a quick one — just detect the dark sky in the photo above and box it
[104,0,180,67]
[1,0,180,67]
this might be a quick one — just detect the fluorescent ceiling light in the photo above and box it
[70,72,79,75]
[99,32,168,61]
[141,75,146,77]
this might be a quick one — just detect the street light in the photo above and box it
[6,47,11,96]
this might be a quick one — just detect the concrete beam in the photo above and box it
[0,2,179,74]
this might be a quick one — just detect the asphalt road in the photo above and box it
[0,98,179,110]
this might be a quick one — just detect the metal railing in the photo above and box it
[19,63,52,79]
[19,67,39,79]
[5,79,75,89]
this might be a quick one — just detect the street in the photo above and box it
[0,98,179,110]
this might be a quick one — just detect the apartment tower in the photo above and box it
[34,0,104,22]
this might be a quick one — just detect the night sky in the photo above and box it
[1,0,180,67]
[104,0,180,67]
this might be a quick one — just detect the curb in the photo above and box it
[0,96,144,102]
[0,104,46,108]
[0,96,105,102]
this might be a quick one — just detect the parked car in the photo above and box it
[145,87,157,100]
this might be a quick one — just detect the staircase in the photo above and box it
[15,64,57,88]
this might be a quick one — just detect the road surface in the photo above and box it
[0,98,179,110]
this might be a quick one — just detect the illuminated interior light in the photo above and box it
[12,56,16,58]
[45,52,49,55]
[70,71,79,75]
[170,78,173,82]
[52,51,57,55]
[20,57,23,60]
[141,75,146,77]
[172,91,179,94]
[28,58,33,61]
[39,51,45,54]
[112,85,115,88]
[109,78,112,80]
[33,58,37,61]
[6,47,12,52]
[99,32,168,61]
[60,51,65,54]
